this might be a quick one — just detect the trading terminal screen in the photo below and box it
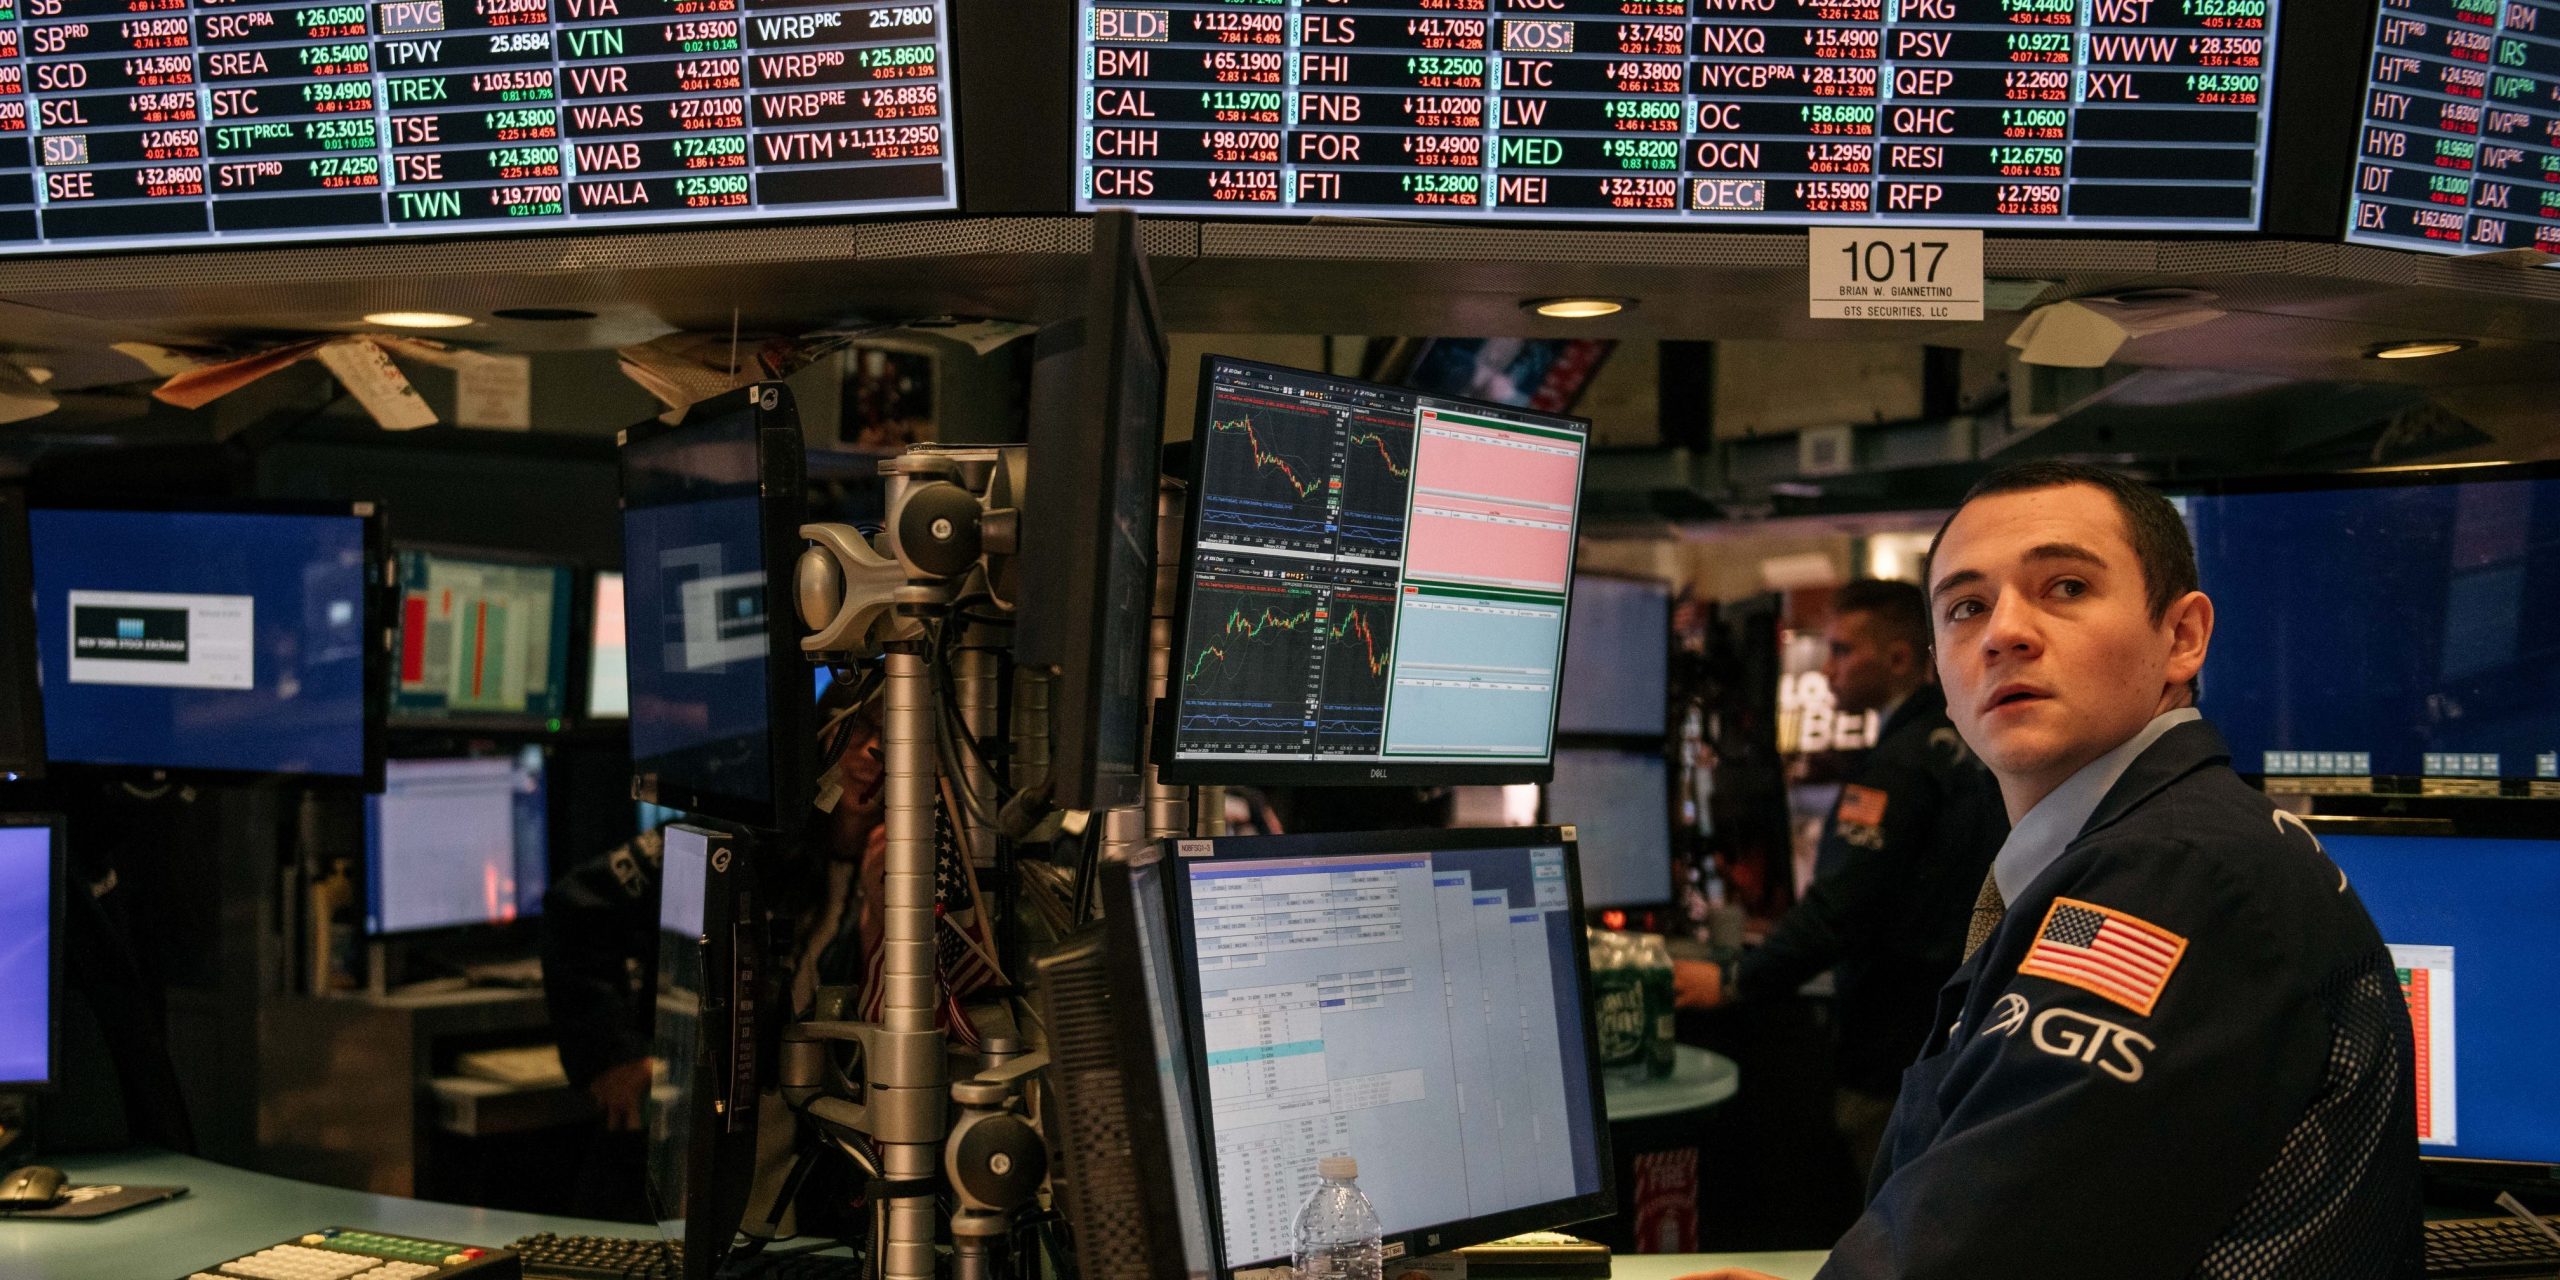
[391,549,572,726]
[2184,474,2560,789]
[1167,834,1607,1270]
[365,748,548,934]
[588,569,628,720]
[2323,834,2560,1163]
[1557,574,1668,736]
[0,0,957,255]
[0,820,54,1087]
[2347,0,2560,256]
[1166,357,1588,783]
[1075,0,2284,227]
[1544,747,1673,908]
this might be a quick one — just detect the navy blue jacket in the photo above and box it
[1822,719,2423,1279]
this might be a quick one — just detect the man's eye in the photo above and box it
[2053,579,2088,599]
[1947,599,1982,622]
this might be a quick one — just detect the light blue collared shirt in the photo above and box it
[1990,707,2203,905]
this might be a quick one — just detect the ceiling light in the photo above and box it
[363,310,473,329]
[1523,297,1630,320]
[2366,339,2471,360]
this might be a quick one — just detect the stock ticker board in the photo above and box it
[2348,0,2560,256]
[0,0,953,253]
[1075,0,2284,228]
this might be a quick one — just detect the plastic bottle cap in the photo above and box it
[1318,1156,1357,1180]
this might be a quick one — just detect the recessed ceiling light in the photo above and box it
[2367,339,2471,360]
[491,307,596,322]
[362,310,473,329]
[1523,297,1631,320]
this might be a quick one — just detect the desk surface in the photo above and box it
[2,1151,655,1279]
[3,1152,1828,1280]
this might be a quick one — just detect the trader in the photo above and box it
[1691,461,2421,1280]
[1672,579,2005,1183]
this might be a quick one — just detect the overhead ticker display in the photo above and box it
[0,0,954,254]
[1075,0,2283,229]
[2348,0,2560,256]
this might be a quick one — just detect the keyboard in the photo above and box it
[179,1228,518,1280]
[508,1234,865,1279]
[2425,1217,2560,1277]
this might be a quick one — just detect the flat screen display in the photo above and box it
[364,747,548,934]
[1075,0,2282,228]
[2345,0,2560,256]
[29,505,379,781]
[2183,473,2560,788]
[1557,574,1668,736]
[392,549,573,727]
[1162,357,1588,785]
[0,0,957,255]
[588,569,628,720]
[1545,747,1672,908]
[2323,834,2560,1164]
[620,389,803,828]
[0,819,57,1088]
[1163,829,1610,1272]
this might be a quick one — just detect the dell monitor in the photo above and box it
[1018,209,1166,812]
[0,815,62,1090]
[1162,826,1614,1272]
[648,823,762,1280]
[620,385,811,831]
[28,502,386,787]
[2323,834,2560,1165]
[588,571,629,721]
[1158,358,1591,787]
[1557,575,1671,737]
[2181,467,2560,793]
[391,547,574,731]
[1544,748,1675,910]
[0,491,43,781]
[364,749,549,936]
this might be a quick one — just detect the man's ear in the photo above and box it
[2162,590,2213,693]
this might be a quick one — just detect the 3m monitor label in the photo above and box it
[67,590,253,689]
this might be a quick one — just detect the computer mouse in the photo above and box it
[0,1164,66,1207]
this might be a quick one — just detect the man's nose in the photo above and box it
[1980,589,2042,659]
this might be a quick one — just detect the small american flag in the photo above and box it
[858,785,1005,1046]
[2018,897,2188,1017]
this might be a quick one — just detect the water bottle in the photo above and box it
[1293,1156,1383,1280]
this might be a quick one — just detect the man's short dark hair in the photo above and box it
[1926,460,2198,624]
[1833,578,1931,657]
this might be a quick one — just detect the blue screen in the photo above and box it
[30,508,374,778]
[2186,479,2560,781]
[2325,835,2560,1164]
[0,822,54,1086]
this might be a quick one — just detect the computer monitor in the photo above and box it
[1544,748,1674,910]
[2181,467,2560,791]
[648,824,761,1280]
[1557,575,1670,737]
[620,385,811,831]
[588,571,629,722]
[1158,358,1592,787]
[2323,834,2560,1166]
[0,815,63,1090]
[0,491,44,781]
[391,547,574,731]
[1161,827,1614,1272]
[1033,858,1219,1280]
[363,749,548,936]
[1018,209,1166,812]
[28,502,386,787]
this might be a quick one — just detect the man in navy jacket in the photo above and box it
[1695,461,2422,1279]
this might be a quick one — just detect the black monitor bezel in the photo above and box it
[26,497,390,792]
[0,812,65,1092]
[386,541,582,735]
[617,384,813,834]
[1544,741,1679,912]
[1556,571,1674,739]
[1155,825,1617,1275]
[650,821,763,1280]
[0,489,45,781]
[361,745,553,939]
[1156,354,1591,788]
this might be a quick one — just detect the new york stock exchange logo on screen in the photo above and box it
[74,605,190,663]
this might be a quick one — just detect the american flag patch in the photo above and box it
[2018,897,2188,1017]
[1837,784,1888,827]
